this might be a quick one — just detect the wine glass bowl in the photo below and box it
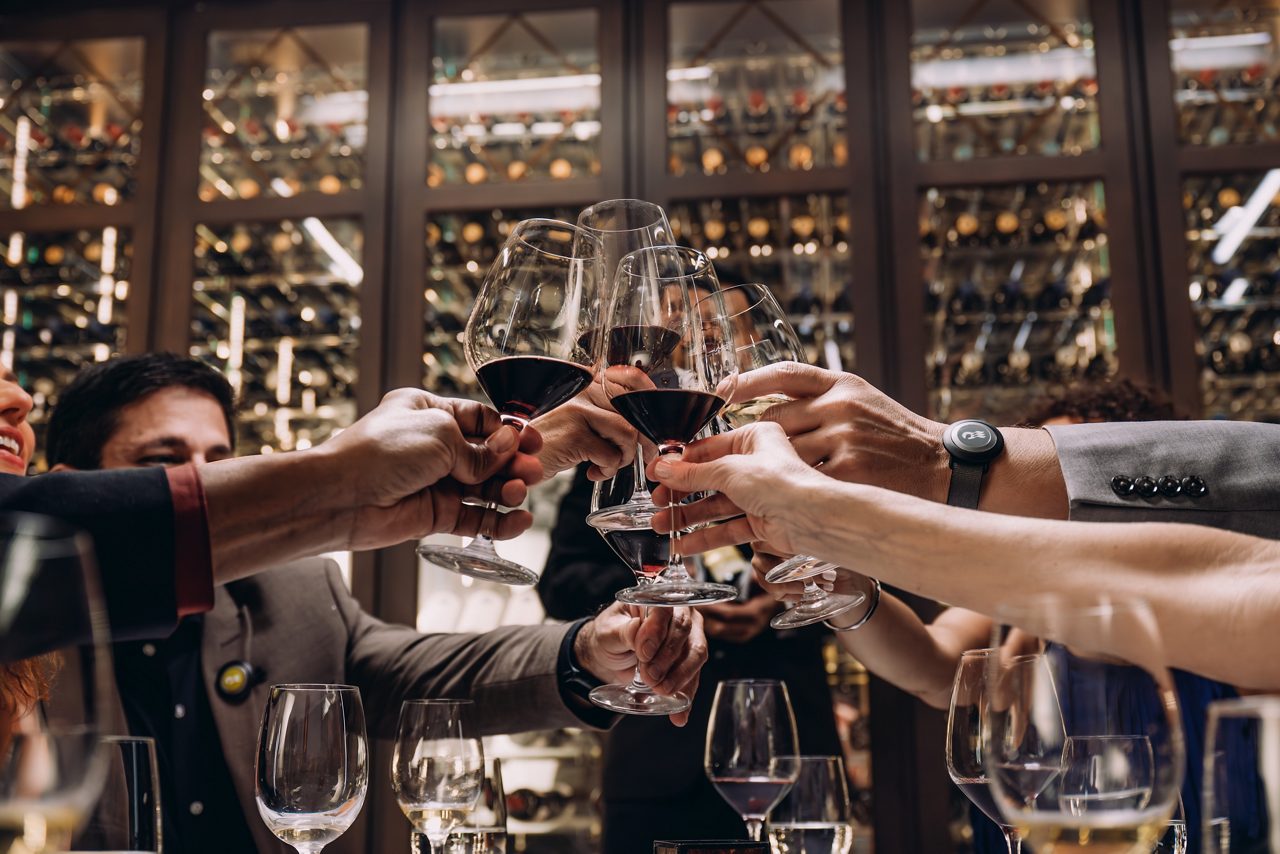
[392,700,485,854]
[255,684,368,854]
[766,755,855,854]
[418,218,605,586]
[71,736,162,852]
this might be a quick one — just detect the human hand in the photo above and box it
[532,380,640,481]
[573,602,708,727]
[700,591,780,643]
[736,363,950,502]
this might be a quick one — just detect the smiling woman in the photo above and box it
[0,369,36,476]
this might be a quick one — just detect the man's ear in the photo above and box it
[49,463,77,473]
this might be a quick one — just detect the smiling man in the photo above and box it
[0,368,35,475]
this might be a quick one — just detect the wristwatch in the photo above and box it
[942,419,1005,509]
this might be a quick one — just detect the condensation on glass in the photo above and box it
[910,0,1098,161]
[423,206,579,398]
[1184,170,1280,419]
[189,217,361,452]
[0,38,144,209]
[921,180,1114,422]
[0,227,131,466]
[429,12,601,187]
[1169,0,1280,147]
[666,0,846,176]
[201,25,368,201]
[666,193,854,372]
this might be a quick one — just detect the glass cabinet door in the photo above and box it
[920,180,1114,421]
[429,12,601,187]
[666,0,846,177]
[201,24,369,201]
[909,0,1098,161]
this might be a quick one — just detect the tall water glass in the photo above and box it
[766,755,854,854]
[393,700,484,854]
[1203,695,1280,852]
[256,684,368,854]
[70,736,162,852]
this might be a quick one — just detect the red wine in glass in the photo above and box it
[612,388,727,455]
[601,526,670,579]
[475,356,593,424]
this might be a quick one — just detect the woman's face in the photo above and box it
[0,369,35,475]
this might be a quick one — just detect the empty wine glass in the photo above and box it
[584,464,690,716]
[984,596,1185,852]
[419,219,605,586]
[577,199,674,526]
[705,679,800,842]
[600,244,738,607]
[411,757,507,854]
[946,649,1024,854]
[71,736,162,852]
[255,684,368,854]
[393,700,484,854]
[766,755,854,854]
[1203,695,1280,853]
[0,513,111,853]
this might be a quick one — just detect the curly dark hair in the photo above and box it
[1020,378,1181,427]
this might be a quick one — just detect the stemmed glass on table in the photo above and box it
[411,757,506,854]
[712,281,866,628]
[704,679,800,842]
[598,244,739,606]
[418,219,605,586]
[765,755,855,854]
[947,648,1025,854]
[255,684,368,854]
[983,596,1185,853]
[0,513,111,854]
[393,700,485,854]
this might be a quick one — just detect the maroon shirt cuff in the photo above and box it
[166,463,214,617]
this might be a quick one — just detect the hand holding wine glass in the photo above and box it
[392,700,485,854]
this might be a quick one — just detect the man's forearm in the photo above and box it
[977,427,1067,519]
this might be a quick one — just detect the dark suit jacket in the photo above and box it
[540,467,840,805]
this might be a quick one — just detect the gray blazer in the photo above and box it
[109,558,585,854]
[1046,420,1280,538]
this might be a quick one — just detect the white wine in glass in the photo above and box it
[393,700,484,854]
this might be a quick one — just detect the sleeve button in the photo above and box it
[1135,476,1159,497]
[1111,475,1135,496]
[1181,475,1207,497]
[1158,475,1181,497]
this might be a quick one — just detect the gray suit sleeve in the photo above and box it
[324,566,588,739]
[1046,420,1280,537]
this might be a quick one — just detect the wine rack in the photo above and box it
[909,0,1099,161]
[1169,1,1280,148]
[666,192,855,372]
[1184,171,1280,420]
[189,217,361,453]
[429,11,601,187]
[921,180,1115,422]
[0,37,144,210]
[0,227,131,466]
[201,24,368,202]
[423,205,580,399]
[666,0,846,177]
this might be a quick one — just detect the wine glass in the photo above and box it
[0,513,111,853]
[1202,695,1280,853]
[599,244,739,606]
[577,199,674,526]
[712,281,866,628]
[419,219,605,586]
[411,757,506,854]
[946,649,1024,854]
[704,679,800,842]
[255,684,368,854]
[70,736,162,852]
[1155,795,1187,854]
[983,596,1185,853]
[766,755,854,854]
[392,700,484,854]
[584,465,691,716]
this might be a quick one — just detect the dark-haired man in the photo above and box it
[47,353,707,854]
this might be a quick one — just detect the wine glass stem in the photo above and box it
[476,415,530,539]
[292,845,326,854]
[659,447,692,583]
[745,818,764,842]
[630,443,651,502]
[800,579,823,603]
[1003,830,1022,854]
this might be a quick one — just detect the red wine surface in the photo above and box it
[476,356,592,422]
[613,388,725,448]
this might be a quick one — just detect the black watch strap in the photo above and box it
[946,459,986,509]
[942,419,1004,510]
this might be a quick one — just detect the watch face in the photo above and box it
[950,420,1001,455]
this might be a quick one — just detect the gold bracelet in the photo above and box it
[823,578,882,633]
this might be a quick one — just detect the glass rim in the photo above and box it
[578,198,669,235]
[617,243,712,282]
[271,682,359,692]
[720,281,783,318]
[718,678,785,687]
[960,647,998,659]
[101,735,157,747]
[509,217,600,263]
[1206,694,1280,719]
[401,698,476,706]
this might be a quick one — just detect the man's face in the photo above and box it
[0,370,35,475]
[98,387,233,470]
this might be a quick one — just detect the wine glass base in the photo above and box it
[770,591,867,629]
[589,684,691,715]
[416,543,539,586]
[615,581,738,607]
[587,503,658,531]
[765,555,838,584]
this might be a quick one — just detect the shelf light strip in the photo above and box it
[1212,168,1280,267]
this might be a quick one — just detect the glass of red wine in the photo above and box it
[584,465,691,716]
[704,679,800,842]
[418,219,604,586]
[577,200,674,526]
[599,244,739,606]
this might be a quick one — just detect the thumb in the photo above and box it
[651,456,724,494]
[451,424,520,484]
